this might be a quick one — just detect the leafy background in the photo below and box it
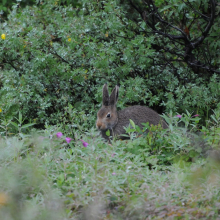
[0,0,219,128]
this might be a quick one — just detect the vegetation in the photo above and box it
[0,0,220,126]
[0,0,220,219]
[1,111,220,219]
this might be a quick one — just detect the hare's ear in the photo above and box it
[109,85,119,106]
[102,83,109,106]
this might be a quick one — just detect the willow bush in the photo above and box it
[0,0,219,129]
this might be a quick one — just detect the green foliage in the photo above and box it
[121,112,204,167]
[0,0,81,20]
[0,136,65,220]
[0,119,220,219]
[0,0,220,129]
[201,108,220,149]
[0,0,36,20]
[0,111,35,137]
[10,111,35,134]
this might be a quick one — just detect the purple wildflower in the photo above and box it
[112,172,116,175]
[111,153,116,157]
[80,140,88,147]
[65,137,72,144]
[56,132,63,138]
[193,114,199,117]
[175,115,182,118]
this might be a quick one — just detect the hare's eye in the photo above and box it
[106,113,111,118]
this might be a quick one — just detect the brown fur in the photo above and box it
[96,84,168,140]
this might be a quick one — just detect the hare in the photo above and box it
[96,84,168,140]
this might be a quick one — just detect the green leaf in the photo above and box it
[19,111,22,124]
[135,125,142,133]
[211,115,218,123]
[129,119,136,129]
[106,129,110,136]
[10,122,19,129]
[21,123,35,129]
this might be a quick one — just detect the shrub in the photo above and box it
[118,112,208,167]
[0,0,219,129]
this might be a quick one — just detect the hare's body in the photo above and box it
[96,84,167,141]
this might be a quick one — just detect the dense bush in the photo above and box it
[0,0,219,129]
[0,0,36,20]
[0,0,80,20]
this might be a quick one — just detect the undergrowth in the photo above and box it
[0,110,220,219]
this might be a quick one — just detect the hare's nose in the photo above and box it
[96,122,102,129]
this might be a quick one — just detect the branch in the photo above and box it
[137,0,188,41]
[128,0,219,74]
[192,0,216,48]
[149,1,187,38]
[182,0,210,19]
[188,60,220,73]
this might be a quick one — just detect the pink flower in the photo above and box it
[65,137,72,143]
[80,140,88,147]
[56,132,63,138]
[193,114,199,117]
[175,115,182,118]
[112,172,116,175]
[111,153,116,157]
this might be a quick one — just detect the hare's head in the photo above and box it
[96,84,119,131]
